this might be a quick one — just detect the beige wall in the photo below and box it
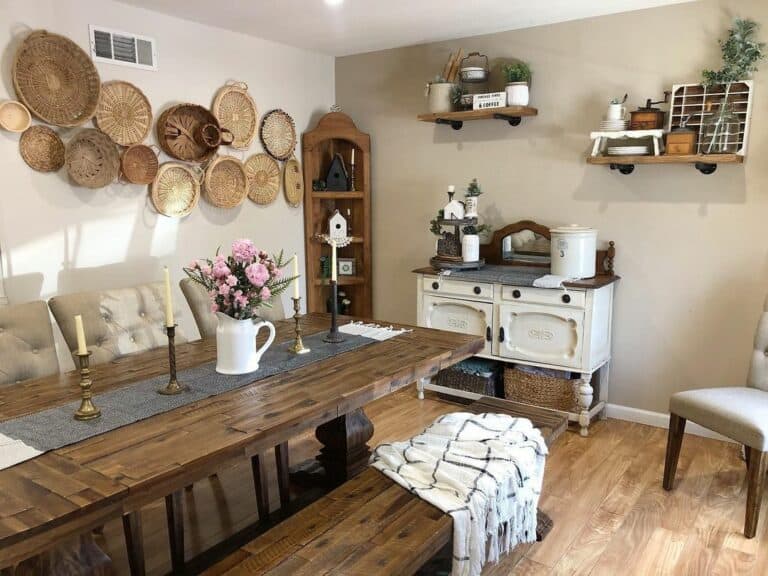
[336,0,768,414]
[0,0,334,365]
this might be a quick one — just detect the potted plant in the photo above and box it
[464,178,482,218]
[461,223,490,263]
[425,75,456,114]
[502,61,532,106]
[701,18,764,154]
[185,240,296,375]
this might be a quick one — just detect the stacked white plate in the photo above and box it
[599,119,629,131]
[607,146,649,156]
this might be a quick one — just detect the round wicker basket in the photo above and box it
[95,81,153,146]
[282,157,304,207]
[156,104,230,163]
[121,144,160,185]
[244,153,280,205]
[212,82,258,150]
[65,129,120,188]
[151,163,201,218]
[203,155,247,208]
[0,100,32,132]
[19,125,65,172]
[13,30,101,127]
[259,109,296,161]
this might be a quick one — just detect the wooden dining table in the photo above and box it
[0,313,482,574]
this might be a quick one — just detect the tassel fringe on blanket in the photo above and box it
[370,412,548,576]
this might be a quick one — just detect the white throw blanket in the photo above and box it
[370,412,547,576]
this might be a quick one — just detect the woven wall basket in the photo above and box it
[13,30,101,127]
[151,163,201,218]
[19,125,64,172]
[259,109,296,161]
[95,81,153,146]
[121,144,159,185]
[212,82,257,150]
[282,157,304,207]
[65,129,119,188]
[0,100,32,132]
[203,155,247,208]
[244,153,280,205]
[156,104,232,163]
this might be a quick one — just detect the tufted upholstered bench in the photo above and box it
[0,300,59,386]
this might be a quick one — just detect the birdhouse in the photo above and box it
[443,186,465,220]
[329,209,348,242]
[325,153,349,191]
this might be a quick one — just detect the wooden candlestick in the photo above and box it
[323,281,345,343]
[158,324,186,395]
[289,297,310,354]
[74,352,101,421]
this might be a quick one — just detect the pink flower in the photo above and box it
[218,282,231,296]
[189,260,199,269]
[226,274,238,287]
[234,290,248,307]
[210,302,219,313]
[200,264,212,277]
[212,260,231,279]
[232,239,257,263]
[260,286,271,300]
[245,263,269,287]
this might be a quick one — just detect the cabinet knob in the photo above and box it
[562,294,571,304]
[499,327,505,342]
[432,281,439,290]
[512,289,521,299]
[485,326,491,341]
[473,286,482,295]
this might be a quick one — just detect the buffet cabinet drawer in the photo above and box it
[423,277,493,300]
[421,295,493,356]
[497,303,584,369]
[501,285,586,308]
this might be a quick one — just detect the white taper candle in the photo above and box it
[74,315,87,355]
[163,267,174,328]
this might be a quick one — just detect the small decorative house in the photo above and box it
[325,153,349,191]
[329,209,348,242]
[443,186,465,220]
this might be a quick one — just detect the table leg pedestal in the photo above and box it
[315,408,374,486]
[164,491,184,574]
[122,511,145,576]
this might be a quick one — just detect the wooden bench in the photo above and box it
[203,397,567,576]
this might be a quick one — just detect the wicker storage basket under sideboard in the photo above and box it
[436,359,502,397]
[504,366,578,412]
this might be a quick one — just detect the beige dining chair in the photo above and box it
[48,282,187,366]
[664,294,768,538]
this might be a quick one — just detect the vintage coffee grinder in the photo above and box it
[629,91,671,130]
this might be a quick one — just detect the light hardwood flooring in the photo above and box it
[95,387,765,575]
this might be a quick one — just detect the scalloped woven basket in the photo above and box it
[19,125,65,172]
[212,82,257,150]
[283,157,304,207]
[13,30,101,127]
[259,109,296,161]
[96,81,153,146]
[65,128,119,188]
[204,155,247,208]
[151,163,200,218]
[245,153,280,205]
[121,144,159,185]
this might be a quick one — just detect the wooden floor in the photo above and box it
[94,386,767,575]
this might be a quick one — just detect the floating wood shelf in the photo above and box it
[311,235,364,244]
[417,106,538,130]
[586,153,743,175]
[311,191,365,199]
[313,276,366,287]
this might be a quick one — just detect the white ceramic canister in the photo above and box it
[426,83,455,114]
[462,234,480,263]
[505,82,530,106]
[550,225,598,279]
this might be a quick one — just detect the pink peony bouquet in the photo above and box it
[184,240,296,320]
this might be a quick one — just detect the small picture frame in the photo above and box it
[338,258,356,276]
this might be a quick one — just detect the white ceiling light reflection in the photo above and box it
[74,213,135,268]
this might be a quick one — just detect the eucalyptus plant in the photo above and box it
[702,18,765,86]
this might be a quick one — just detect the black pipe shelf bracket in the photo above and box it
[608,162,719,176]
[435,118,463,130]
[492,113,522,126]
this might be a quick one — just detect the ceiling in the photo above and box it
[119,0,695,57]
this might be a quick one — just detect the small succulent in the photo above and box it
[462,224,491,236]
[450,84,467,105]
[464,178,482,197]
[502,62,532,84]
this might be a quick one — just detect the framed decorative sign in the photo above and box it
[338,258,356,276]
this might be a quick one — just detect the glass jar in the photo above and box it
[701,100,740,154]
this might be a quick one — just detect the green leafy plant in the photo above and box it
[462,224,490,236]
[430,209,445,236]
[502,62,532,84]
[702,18,765,86]
[464,178,482,197]
[450,84,467,105]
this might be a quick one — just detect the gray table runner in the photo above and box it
[434,264,546,287]
[0,331,379,467]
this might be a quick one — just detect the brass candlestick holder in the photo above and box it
[323,280,345,344]
[158,324,186,395]
[289,297,311,354]
[74,351,101,421]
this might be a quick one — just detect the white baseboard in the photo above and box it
[606,403,734,443]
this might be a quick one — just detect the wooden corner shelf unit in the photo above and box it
[417,105,538,130]
[302,112,372,317]
[586,153,743,175]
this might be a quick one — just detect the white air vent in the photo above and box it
[89,25,157,71]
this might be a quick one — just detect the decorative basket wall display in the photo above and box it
[259,109,296,161]
[282,157,304,207]
[203,155,247,208]
[65,129,120,188]
[244,153,280,205]
[151,163,201,218]
[212,82,258,150]
[156,104,233,163]
[121,144,160,185]
[19,125,65,172]
[95,81,153,146]
[13,30,101,127]
[0,100,32,132]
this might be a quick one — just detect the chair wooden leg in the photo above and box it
[276,442,291,509]
[663,413,686,491]
[251,453,270,523]
[745,448,767,538]
[122,511,146,576]
[165,490,185,573]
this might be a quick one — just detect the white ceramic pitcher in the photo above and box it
[215,312,276,375]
